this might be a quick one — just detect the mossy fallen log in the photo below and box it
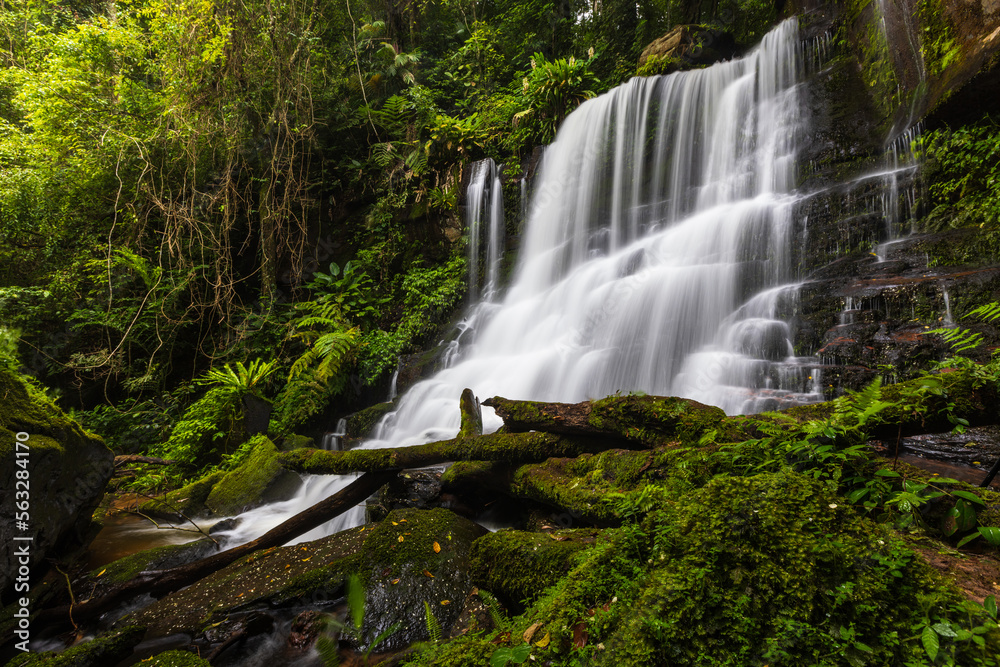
[277,431,623,475]
[483,394,729,447]
[32,470,394,629]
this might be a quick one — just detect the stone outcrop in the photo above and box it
[637,25,738,75]
[0,367,113,605]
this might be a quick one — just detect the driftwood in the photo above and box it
[35,470,394,628]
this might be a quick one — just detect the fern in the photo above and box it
[424,601,443,642]
[925,300,1000,352]
[477,589,506,628]
[926,326,984,353]
[195,358,278,397]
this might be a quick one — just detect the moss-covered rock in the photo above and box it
[204,435,301,515]
[470,528,600,610]
[345,402,395,441]
[88,538,218,589]
[138,470,225,520]
[124,508,486,652]
[5,625,145,666]
[0,367,113,603]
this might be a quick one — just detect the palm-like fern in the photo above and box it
[195,358,279,397]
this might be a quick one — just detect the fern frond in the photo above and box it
[424,601,442,643]
[966,301,1000,322]
[477,589,505,627]
[926,326,983,352]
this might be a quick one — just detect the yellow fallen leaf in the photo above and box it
[285,564,291,569]
[423,570,435,578]
[301,557,311,562]
[535,632,550,648]
[97,569,106,577]
[400,519,407,523]
[398,535,405,542]
[392,521,399,525]
[523,622,542,643]
[441,600,451,605]
[391,578,400,585]
[433,541,441,553]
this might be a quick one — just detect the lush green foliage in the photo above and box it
[922,116,1000,233]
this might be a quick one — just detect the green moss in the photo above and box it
[470,528,600,608]
[141,650,211,666]
[89,538,217,586]
[0,366,101,458]
[918,0,962,75]
[5,626,146,666]
[139,470,225,519]
[205,435,299,515]
[407,471,1000,666]
[588,395,726,447]
[346,402,394,439]
[636,54,684,77]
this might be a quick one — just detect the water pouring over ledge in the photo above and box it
[371,17,818,447]
[214,18,821,547]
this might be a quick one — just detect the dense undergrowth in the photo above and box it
[397,361,1000,666]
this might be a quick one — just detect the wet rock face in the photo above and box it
[123,507,487,655]
[0,367,114,605]
[637,25,738,75]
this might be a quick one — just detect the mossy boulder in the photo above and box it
[345,401,395,441]
[204,435,302,516]
[5,625,145,666]
[87,538,218,590]
[470,528,600,610]
[637,25,737,76]
[125,508,486,652]
[138,470,225,520]
[0,367,113,603]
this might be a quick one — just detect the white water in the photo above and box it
[371,17,819,445]
[215,18,824,547]
[467,158,506,301]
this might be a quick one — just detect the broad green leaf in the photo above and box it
[922,625,939,661]
[958,532,981,548]
[932,621,957,638]
[984,595,997,619]
[978,526,1000,546]
[952,490,986,506]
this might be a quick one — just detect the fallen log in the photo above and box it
[277,431,624,476]
[34,470,395,628]
[483,394,728,447]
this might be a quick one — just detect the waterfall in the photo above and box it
[369,18,817,447]
[214,18,819,547]
[466,159,506,301]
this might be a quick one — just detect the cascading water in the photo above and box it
[371,17,819,448]
[216,18,822,547]
[466,158,506,302]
